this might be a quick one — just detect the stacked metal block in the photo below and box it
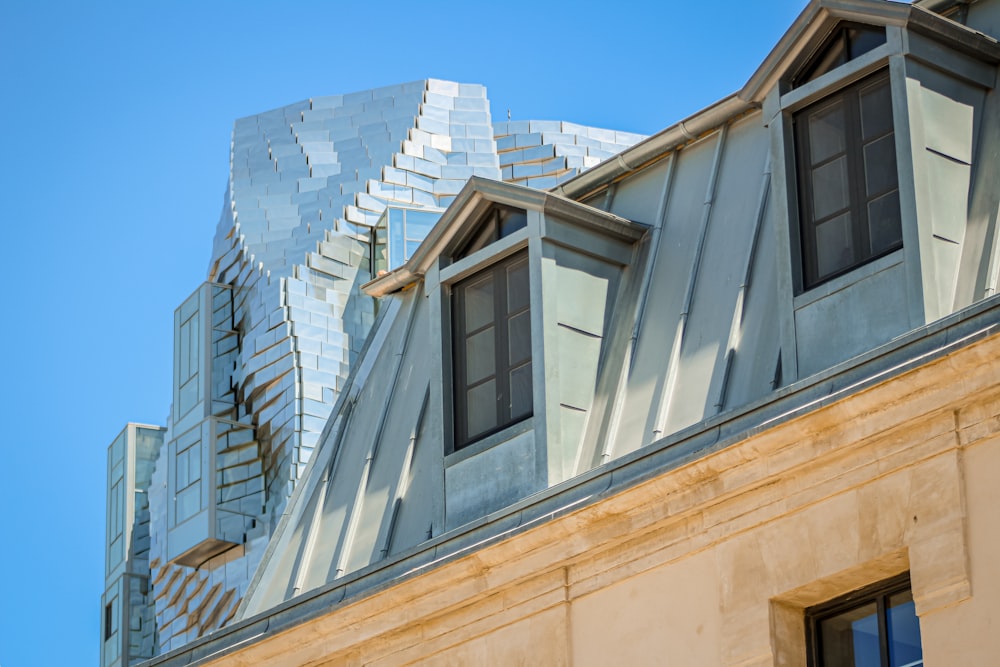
[120,79,645,658]
[494,120,646,190]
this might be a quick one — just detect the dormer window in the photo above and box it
[793,24,887,87]
[794,69,901,289]
[363,177,646,525]
[452,249,532,449]
[746,0,1000,377]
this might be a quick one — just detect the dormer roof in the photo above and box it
[741,0,1000,103]
[362,176,644,297]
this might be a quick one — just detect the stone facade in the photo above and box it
[143,307,1000,666]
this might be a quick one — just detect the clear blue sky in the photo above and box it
[0,1,809,664]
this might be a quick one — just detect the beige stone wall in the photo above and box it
[197,332,1000,667]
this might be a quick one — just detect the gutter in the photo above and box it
[914,0,973,13]
[553,94,754,202]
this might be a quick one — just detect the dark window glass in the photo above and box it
[104,601,115,641]
[454,207,528,259]
[452,250,532,448]
[808,575,922,667]
[795,70,901,290]
[795,24,887,87]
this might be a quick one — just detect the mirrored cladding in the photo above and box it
[172,283,237,429]
[373,205,444,274]
[165,283,254,567]
[165,417,255,567]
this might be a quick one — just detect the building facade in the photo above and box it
[130,0,1000,664]
[101,424,165,667]
[101,80,643,664]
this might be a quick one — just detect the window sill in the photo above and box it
[794,249,903,309]
[445,417,534,467]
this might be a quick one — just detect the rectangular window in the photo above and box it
[452,250,532,449]
[174,426,203,523]
[795,70,901,289]
[807,574,922,667]
[104,599,117,641]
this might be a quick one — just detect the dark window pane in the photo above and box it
[860,80,893,140]
[819,602,881,667]
[465,328,496,384]
[847,26,888,61]
[453,249,532,449]
[507,258,530,313]
[510,363,533,420]
[816,212,855,279]
[803,35,848,83]
[104,602,114,640]
[500,210,528,238]
[796,70,900,291]
[812,157,850,220]
[864,134,898,197]
[808,102,847,164]
[466,380,497,438]
[456,220,498,259]
[454,207,527,259]
[508,311,531,365]
[868,191,902,255]
[463,275,494,332]
[795,26,886,87]
[809,578,921,667]
[887,590,923,667]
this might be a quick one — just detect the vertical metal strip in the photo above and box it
[652,125,729,441]
[378,386,430,559]
[333,289,420,578]
[290,400,354,596]
[598,155,676,465]
[715,156,772,413]
[280,296,404,600]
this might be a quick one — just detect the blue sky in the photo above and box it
[0,1,808,664]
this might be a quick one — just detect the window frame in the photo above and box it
[104,597,117,642]
[451,248,533,450]
[793,67,902,291]
[806,573,921,667]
